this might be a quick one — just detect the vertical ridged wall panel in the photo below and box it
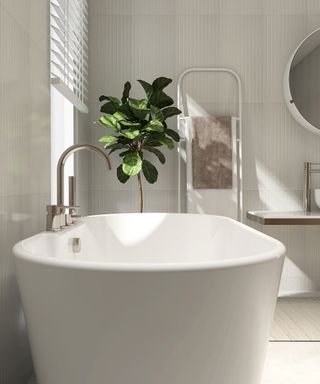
[0,0,51,382]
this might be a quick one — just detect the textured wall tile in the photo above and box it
[219,0,263,15]
[307,15,320,33]
[0,0,47,50]
[307,0,320,15]
[90,189,177,214]
[263,1,307,16]
[90,0,221,16]
[243,103,308,191]
[0,2,50,382]
[262,15,308,104]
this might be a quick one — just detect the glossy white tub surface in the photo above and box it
[13,213,285,384]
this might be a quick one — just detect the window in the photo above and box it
[50,87,74,204]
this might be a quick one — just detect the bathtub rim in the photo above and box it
[13,213,286,272]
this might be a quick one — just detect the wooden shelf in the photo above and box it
[247,211,320,225]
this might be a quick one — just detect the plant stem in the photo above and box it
[137,172,143,213]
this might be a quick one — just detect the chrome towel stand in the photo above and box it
[176,67,243,222]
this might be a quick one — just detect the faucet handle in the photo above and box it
[46,205,64,231]
[61,206,80,227]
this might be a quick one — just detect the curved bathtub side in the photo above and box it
[15,253,284,384]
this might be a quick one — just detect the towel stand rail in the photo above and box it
[176,67,243,222]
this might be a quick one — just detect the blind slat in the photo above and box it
[51,50,89,84]
[51,6,88,43]
[51,13,88,57]
[51,32,89,67]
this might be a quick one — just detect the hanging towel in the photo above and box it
[191,116,233,189]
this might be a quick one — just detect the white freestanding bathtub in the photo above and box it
[13,213,285,384]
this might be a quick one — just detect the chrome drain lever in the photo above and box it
[71,238,81,253]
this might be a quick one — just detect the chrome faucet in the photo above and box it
[47,144,111,231]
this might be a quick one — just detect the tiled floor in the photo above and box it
[271,297,320,341]
[262,342,320,384]
[265,297,320,383]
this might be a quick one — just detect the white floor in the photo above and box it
[262,342,320,384]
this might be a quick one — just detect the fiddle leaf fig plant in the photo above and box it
[96,77,181,213]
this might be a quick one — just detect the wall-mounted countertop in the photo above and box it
[247,211,320,225]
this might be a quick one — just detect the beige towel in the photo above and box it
[191,116,232,189]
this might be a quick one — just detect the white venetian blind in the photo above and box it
[50,0,89,113]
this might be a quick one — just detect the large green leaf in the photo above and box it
[144,147,166,164]
[122,152,142,176]
[107,96,120,104]
[150,105,164,122]
[117,165,130,183]
[113,111,129,121]
[129,98,149,120]
[129,98,149,110]
[144,119,164,133]
[117,136,132,144]
[121,129,140,140]
[119,150,131,157]
[99,135,118,144]
[107,143,128,155]
[98,115,121,132]
[113,111,142,130]
[99,135,118,147]
[152,77,172,91]
[119,120,141,128]
[149,90,174,109]
[144,139,162,147]
[118,103,135,119]
[106,142,125,150]
[165,128,180,142]
[100,101,119,114]
[142,160,158,184]
[151,134,174,149]
[121,81,131,104]
[99,95,108,102]
[138,80,153,99]
[162,107,181,119]
[99,95,120,104]
[159,137,174,149]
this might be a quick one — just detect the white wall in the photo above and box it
[87,0,320,294]
[0,0,50,382]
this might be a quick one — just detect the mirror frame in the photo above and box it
[283,27,320,135]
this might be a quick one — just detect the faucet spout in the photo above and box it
[57,143,111,207]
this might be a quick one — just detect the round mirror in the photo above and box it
[284,28,320,134]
